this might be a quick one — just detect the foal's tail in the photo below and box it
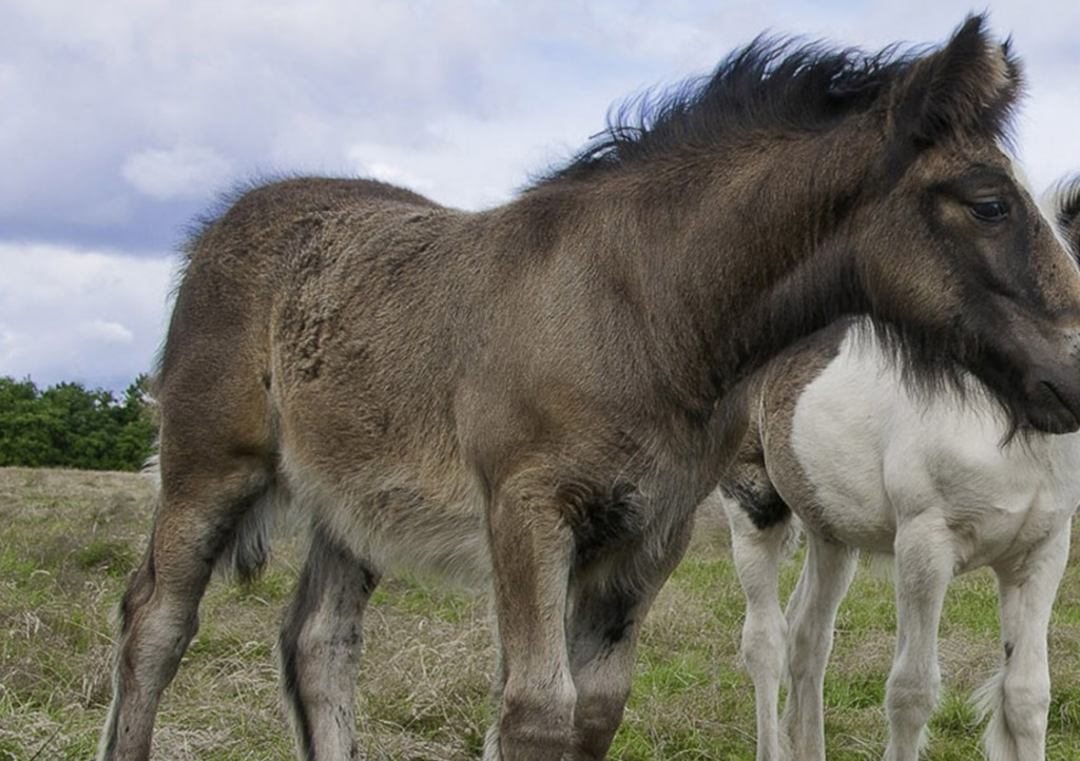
[216,486,282,583]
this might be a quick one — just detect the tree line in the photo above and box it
[0,375,156,471]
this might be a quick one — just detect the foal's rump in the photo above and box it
[155,177,504,585]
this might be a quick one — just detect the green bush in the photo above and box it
[0,375,156,471]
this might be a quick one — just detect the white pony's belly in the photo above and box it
[789,324,1080,567]
[786,334,897,552]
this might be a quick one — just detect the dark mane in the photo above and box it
[538,37,917,185]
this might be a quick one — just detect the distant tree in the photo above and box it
[0,378,52,466]
[0,374,157,471]
[112,374,157,469]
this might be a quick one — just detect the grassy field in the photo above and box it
[1,466,1079,760]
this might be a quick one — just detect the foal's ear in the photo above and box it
[888,14,1022,147]
[1052,175,1080,258]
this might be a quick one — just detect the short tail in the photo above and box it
[220,486,286,582]
[972,668,1018,761]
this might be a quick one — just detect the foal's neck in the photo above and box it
[647,125,878,407]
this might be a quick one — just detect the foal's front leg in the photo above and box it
[484,474,577,761]
[979,530,1071,761]
[565,522,693,760]
[564,583,652,760]
[884,516,954,761]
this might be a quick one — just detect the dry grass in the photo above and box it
[1,466,1079,760]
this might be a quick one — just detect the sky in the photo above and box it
[2,0,1078,393]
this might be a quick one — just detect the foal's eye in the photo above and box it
[970,200,1009,223]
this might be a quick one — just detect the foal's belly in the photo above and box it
[777,445,897,553]
[279,444,493,588]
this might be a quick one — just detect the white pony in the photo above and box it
[720,177,1080,761]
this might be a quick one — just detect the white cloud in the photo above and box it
[346,146,437,194]
[0,243,174,391]
[78,319,135,345]
[122,145,234,200]
[2,0,1078,229]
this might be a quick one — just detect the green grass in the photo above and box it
[1,467,1080,759]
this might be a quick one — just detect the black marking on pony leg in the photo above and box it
[721,480,791,530]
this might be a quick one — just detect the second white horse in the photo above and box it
[720,177,1080,761]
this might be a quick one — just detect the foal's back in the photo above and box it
[157,176,454,440]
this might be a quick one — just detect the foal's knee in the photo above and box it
[498,676,577,758]
[743,612,786,678]
[785,623,825,683]
[574,684,632,759]
[886,668,941,736]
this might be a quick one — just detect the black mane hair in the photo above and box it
[539,36,916,185]
[537,14,1022,188]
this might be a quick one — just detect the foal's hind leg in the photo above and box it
[978,530,1070,761]
[279,526,380,761]
[780,534,857,761]
[725,500,794,761]
[97,457,272,761]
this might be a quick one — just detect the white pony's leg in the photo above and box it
[725,499,794,761]
[976,529,1070,761]
[883,516,953,761]
[780,534,857,761]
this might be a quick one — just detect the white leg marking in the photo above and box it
[884,517,953,761]
[726,499,793,761]
[977,530,1070,761]
[781,535,857,761]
